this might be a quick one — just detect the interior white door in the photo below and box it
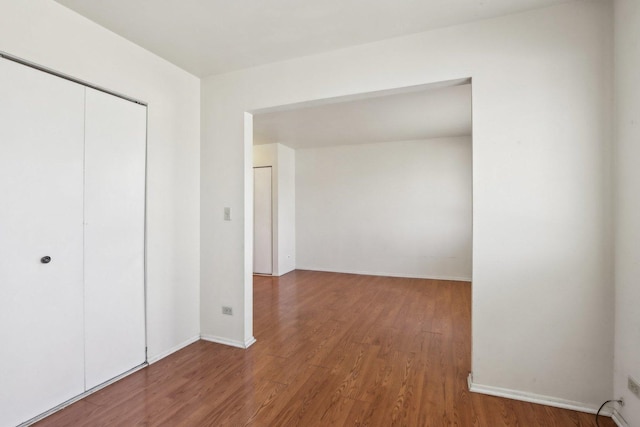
[253,167,273,274]
[84,88,147,389]
[0,59,86,426]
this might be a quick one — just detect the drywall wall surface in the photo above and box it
[277,144,296,275]
[252,143,296,276]
[296,138,472,280]
[614,0,640,425]
[201,0,613,407]
[254,143,278,166]
[0,0,201,360]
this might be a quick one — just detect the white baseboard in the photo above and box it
[277,266,295,276]
[467,374,614,416]
[147,335,200,364]
[612,410,628,427]
[295,266,471,282]
[201,334,256,349]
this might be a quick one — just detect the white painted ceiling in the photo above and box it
[253,83,471,149]
[55,0,570,77]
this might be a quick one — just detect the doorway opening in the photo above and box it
[246,78,473,367]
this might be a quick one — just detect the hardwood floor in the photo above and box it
[36,270,613,426]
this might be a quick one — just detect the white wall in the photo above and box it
[201,0,613,409]
[277,144,296,274]
[0,0,201,361]
[296,138,472,280]
[614,0,640,425]
[253,143,296,276]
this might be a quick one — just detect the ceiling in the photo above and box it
[55,0,571,77]
[253,83,471,149]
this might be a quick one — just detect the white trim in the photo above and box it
[201,334,256,349]
[467,374,614,416]
[19,363,147,426]
[295,267,471,282]
[612,410,628,427]
[254,269,294,278]
[147,335,200,364]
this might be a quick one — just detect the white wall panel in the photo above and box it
[276,144,296,275]
[296,137,472,280]
[613,0,640,425]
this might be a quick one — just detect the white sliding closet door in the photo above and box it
[0,59,85,426]
[84,88,147,389]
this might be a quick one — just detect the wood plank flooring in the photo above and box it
[36,270,613,426]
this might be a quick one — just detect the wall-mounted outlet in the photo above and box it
[224,207,231,221]
[222,306,233,315]
[629,376,640,398]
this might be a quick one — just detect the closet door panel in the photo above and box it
[0,59,85,426]
[84,88,146,389]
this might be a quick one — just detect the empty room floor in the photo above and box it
[36,270,613,426]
